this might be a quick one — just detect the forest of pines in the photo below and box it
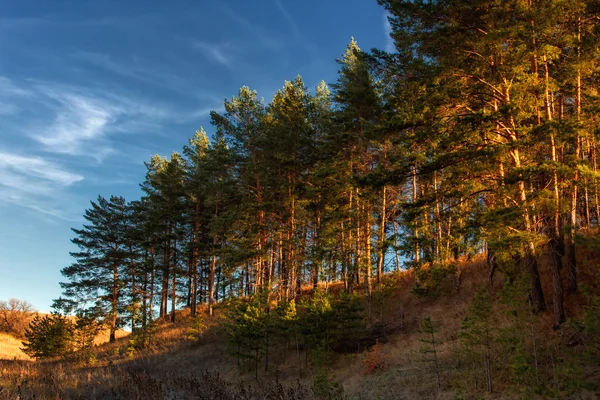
[26,0,600,397]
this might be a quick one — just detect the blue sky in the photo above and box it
[0,0,392,312]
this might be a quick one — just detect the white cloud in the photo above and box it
[0,78,221,163]
[0,152,84,220]
[0,152,83,188]
[0,76,222,219]
[34,92,116,157]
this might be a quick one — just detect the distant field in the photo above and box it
[0,332,30,360]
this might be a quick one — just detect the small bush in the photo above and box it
[187,316,206,343]
[363,340,386,375]
[412,263,457,299]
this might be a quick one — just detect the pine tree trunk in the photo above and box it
[341,221,348,291]
[161,242,169,319]
[549,237,566,328]
[433,171,442,262]
[191,199,200,317]
[142,249,148,329]
[545,56,566,328]
[376,186,386,284]
[111,263,118,343]
[567,16,583,294]
[412,164,420,263]
[313,213,321,289]
[149,245,155,322]
[209,236,217,317]
[130,243,136,332]
[170,228,177,323]
[511,144,545,311]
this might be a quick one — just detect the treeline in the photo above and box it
[53,0,600,340]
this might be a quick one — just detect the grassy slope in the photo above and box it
[0,252,597,399]
[0,332,31,360]
[0,314,129,361]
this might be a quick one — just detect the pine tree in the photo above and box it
[460,289,496,393]
[141,153,187,322]
[418,316,442,389]
[54,195,130,342]
[211,87,269,296]
[21,314,73,359]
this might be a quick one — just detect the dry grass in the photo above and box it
[0,332,30,361]
[0,315,128,361]
[1,252,598,399]
[93,327,130,345]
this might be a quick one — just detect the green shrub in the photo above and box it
[21,314,74,359]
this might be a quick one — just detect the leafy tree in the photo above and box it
[0,298,35,337]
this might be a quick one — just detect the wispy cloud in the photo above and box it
[0,151,88,221]
[0,77,220,162]
[189,105,224,120]
[74,52,195,95]
[193,41,234,69]
[0,76,31,97]
[0,152,84,220]
[273,0,318,58]
[0,76,31,115]
[0,102,19,116]
[9,198,81,222]
[383,12,395,53]
[0,73,221,219]
[221,7,282,50]
[0,14,161,30]
[75,52,142,79]
[32,89,117,159]
[274,0,301,39]
[0,153,83,187]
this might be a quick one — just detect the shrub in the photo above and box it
[21,314,74,359]
[412,263,457,299]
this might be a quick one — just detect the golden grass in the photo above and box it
[93,326,130,345]
[0,332,30,361]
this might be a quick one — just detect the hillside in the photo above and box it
[0,314,129,361]
[1,253,598,399]
[0,333,31,361]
